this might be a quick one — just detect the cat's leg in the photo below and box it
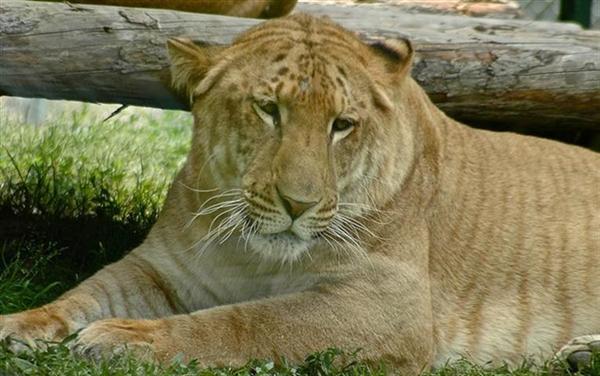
[0,251,183,350]
[72,261,434,375]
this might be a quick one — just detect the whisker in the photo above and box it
[218,205,248,244]
[243,211,263,253]
[236,218,249,250]
[184,198,242,230]
[328,216,369,262]
[337,201,394,227]
[330,225,361,254]
[178,182,220,193]
[210,204,244,235]
[194,189,243,211]
[194,198,244,216]
[187,204,243,253]
[183,188,244,230]
[177,151,227,195]
[321,230,353,261]
[336,212,385,241]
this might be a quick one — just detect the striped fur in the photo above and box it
[1,14,598,374]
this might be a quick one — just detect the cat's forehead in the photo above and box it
[230,13,368,79]
[216,14,375,109]
[223,42,368,113]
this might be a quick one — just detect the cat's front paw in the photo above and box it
[0,308,71,351]
[72,318,165,362]
[556,334,600,372]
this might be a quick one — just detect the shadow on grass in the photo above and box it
[0,207,154,313]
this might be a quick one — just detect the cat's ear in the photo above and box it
[369,38,414,82]
[367,38,414,111]
[167,38,223,103]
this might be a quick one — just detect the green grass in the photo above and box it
[0,344,390,376]
[0,107,191,310]
[1,341,597,376]
[0,107,598,375]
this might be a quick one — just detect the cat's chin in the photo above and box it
[248,231,316,264]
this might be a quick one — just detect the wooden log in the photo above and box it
[300,0,523,19]
[67,0,298,18]
[1,0,599,130]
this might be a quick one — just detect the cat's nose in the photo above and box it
[276,186,318,220]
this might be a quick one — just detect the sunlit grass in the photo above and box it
[1,340,597,376]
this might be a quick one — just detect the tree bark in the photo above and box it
[68,0,298,19]
[1,0,599,129]
[300,0,523,19]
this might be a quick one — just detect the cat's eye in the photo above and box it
[253,100,280,127]
[332,118,355,133]
[259,102,278,118]
[330,117,356,143]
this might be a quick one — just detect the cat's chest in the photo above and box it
[175,240,321,311]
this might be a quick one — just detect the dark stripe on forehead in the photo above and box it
[234,15,365,56]
[315,38,367,64]
[232,35,296,54]
[237,14,324,37]
[272,53,287,62]
[233,28,304,46]
[230,37,365,81]
[315,24,364,45]
[222,38,296,69]
[275,81,285,96]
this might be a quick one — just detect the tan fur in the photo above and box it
[1,14,599,374]
[69,0,297,18]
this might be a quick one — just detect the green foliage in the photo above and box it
[0,341,598,376]
[0,345,385,376]
[425,355,600,376]
[0,108,191,308]
[1,108,190,222]
[0,242,61,314]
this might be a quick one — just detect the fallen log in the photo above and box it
[300,0,523,19]
[1,0,599,130]
[68,0,298,19]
